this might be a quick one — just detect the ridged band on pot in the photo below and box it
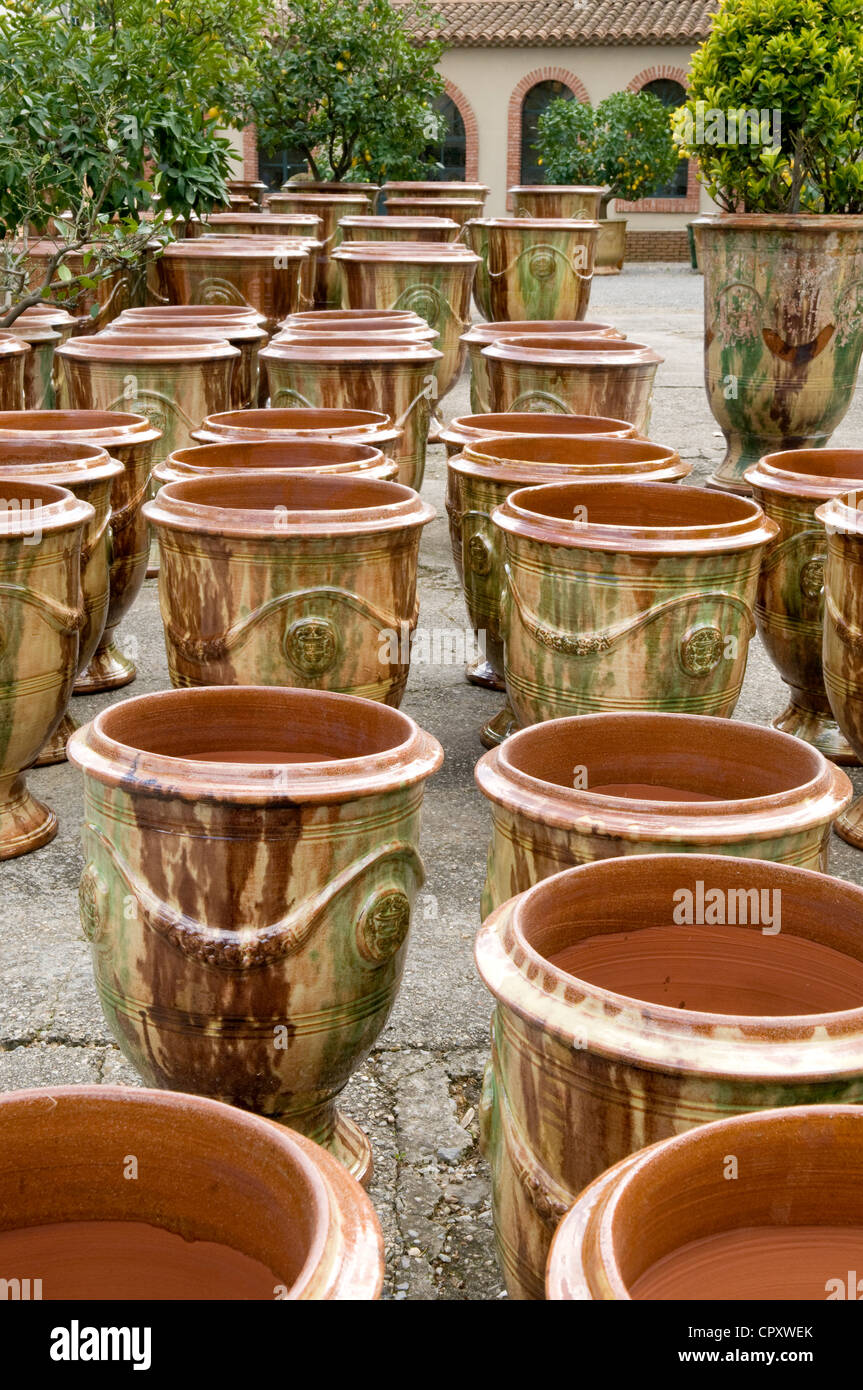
[332,242,479,403]
[67,686,443,1180]
[547,1105,863,1301]
[0,1084,383,1298]
[694,215,863,493]
[468,218,600,322]
[192,407,401,468]
[0,410,162,693]
[482,335,662,432]
[157,241,310,334]
[476,710,852,918]
[0,479,93,856]
[383,196,486,227]
[154,438,396,486]
[447,437,690,715]
[814,491,863,848]
[476,852,863,1299]
[440,411,637,459]
[508,185,605,221]
[461,320,625,414]
[0,333,30,411]
[259,336,442,490]
[56,334,239,464]
[595,219,628,275]
[263,194,373,307]
[143,471,435,702]
[341,215,460,243]
[381,180,490,201]
[492,480,777,734]
[104,319,267,412]
[745,448,863,763]
[7,307,75,409]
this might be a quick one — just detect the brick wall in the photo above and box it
[625,229,690,262]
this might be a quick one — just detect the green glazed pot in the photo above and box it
[483,334,661,431]
[467,218,600,322]
[461,320,625,415]
[157,241,311,335]
[384,196,485,227]
[68,686,442,1182]
[8,307,75,409]
[814,491,863,847]
[0,333,30,410]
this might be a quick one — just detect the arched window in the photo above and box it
[258,145,308,191]
[641,79,688,198]
[426,94,466,181]
[520,80,573,184]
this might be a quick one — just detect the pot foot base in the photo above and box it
[74,640,137,693]
[0,778,57,860]
[706,471,754,497]
[466,657,505,691]
[34,712,78,767]
[836,799,863,850]
[278,1107,373,1187]
[772,700,859,765]
[480,704,520,749]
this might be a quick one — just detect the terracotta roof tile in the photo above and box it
[398,1,716,47]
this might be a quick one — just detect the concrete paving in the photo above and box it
[6,263,863,1301]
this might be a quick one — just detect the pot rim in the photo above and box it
[0,478,94,535]
[461,321,622,346]
[385,197,486,208]
[382,181,489,192]
[56,336,240,364]
[341,215,459,229]
[260,338,442,365]
[276,323,438,343]
[161,439,385,476]
[104,323,268,346]
[68,686,444,804]
[745,449,863,500]
[482,336,662,365]
[117,305,267,327]
[0,332,32,359]
[453,441,688,487]
[469,217,602,231]
[192,408,396,444]
[0,439,124,487]
[0,409,162,446]
[508,184,606,195]
[331,242,480,264]
[461,434,682,471]
[440,413,636,447]
[266,193,373,205]
[204,213,323,225]
[15,304,76,323]
[286,309,423,324]
[161,242,309,261]
[814,491,863,533]
[493,480,777,553]
[476,854,863,1076]
[693,213,863,231]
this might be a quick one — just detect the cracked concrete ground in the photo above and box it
[6,264,863,1301]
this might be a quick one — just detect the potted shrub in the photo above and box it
[676,0,863,492]
[534,90,681,273]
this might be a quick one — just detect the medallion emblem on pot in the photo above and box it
[510,392,568,414]
[528,247,557,282]
[395,286,442,329]
[680,625,724,676]
[78,865,107,944]
[357,889,411,963]
[467,533,493,575]
[286,617,338,675]
[800,557,825,598]
[194,277,249,307]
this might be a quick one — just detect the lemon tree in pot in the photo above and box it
[677,0,863,492]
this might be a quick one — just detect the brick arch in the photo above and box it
[625,65,690,93]
[616,65,700,215]
[442,78,479,182]
[506,67,590,207]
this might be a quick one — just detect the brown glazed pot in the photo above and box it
[814,491,863,846]
[0,333,31,410]
[154,439,396,485]
[341,215,459,243]
[0,442,122,763]
[493,481,776,739]
[198,211,324,238]
[744,449,863,763]
[227,179,269,208]
[508,185,605,220]
[461,320,625,413]
[384,196,486,227]
[144,472,434,703]
[0,479,92,856]
[8,306,75,409]
[259,336,442,490]
[157,241,309,334]
[0,410,161,692]
[440,410,637,459]
[447,437,689,709]
[476,853,863,1298]
[68,686,443,1180]
[469,218,601,322]
[546,1105,863,1301]
[194,235,324,318]
[56,334,238,464]
[264,193,373,307]
[103,319,267,412]
[276,318,438,348]
[0,1085,383,1299]
[278,179,381,203]
[483,335,662,431]
[284,307,427,332]
[476,711,852,917]
[192,407,401,467]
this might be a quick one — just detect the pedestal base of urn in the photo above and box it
[74,636,137,693]
[480,703,521,749]
[35,712,78,767]
[281,1102,373,1188]
[466,657,506,691]
[772,691,859,766]
[0,776,57,859]
[836,798,863,849]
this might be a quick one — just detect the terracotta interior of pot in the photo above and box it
[172,441,378,471]
[122,305,254,319]
[504,336,645,354]
[0,410,141,432]
[515,481,756,527]
[203,408,389,431]
[456,413,631,436]
[0,1089,327,1300]
[0,442,106,469]
[98,686,413,763]
[503,713,821,801]
[162,471,409,513]
[473,437,670,466]
[0,479,77,508]
[607,1110,863,1301]
[516,856,863,1016]
[765,448,863,481]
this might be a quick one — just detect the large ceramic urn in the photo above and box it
[196,235,323,318]
[68,686,443,1181]
[440,410,636,459]
[56,333,239,463]
[694,215,863,493]
[144,472,434,703]
[157,240,310,334]
[476,711,852,916]
[0,479,92,856]
[0,1085,383,1298]
[461,319,624,413]
[814,491,863,846]
[192,407,401,468]
[468,218,600,322]
[264,192,372,307]
[492,480,777,736]
[259,336,442,490]
[103,316,267,412]
[476,853,863,1298]
[0,410,161,691]
[384,196,485,227]
[508,185,605,220]
[744,448,863,762]
[0,332,30,409]
[7,306,75,409]
[340,215,459,243]
[154,439,396,486]
[482,335,662,431]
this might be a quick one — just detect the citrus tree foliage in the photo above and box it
[252,0,445,183]
[536,91,681,210]
[673,0,863,213]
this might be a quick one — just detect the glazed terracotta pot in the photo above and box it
[384,196,485,227]
[20,241,142,333]
[259,336,442,490]
[461,320,625,414]
[197,211,324,239]
[8,307,75,409]
[279,180,381,206]
[476,852,863,1298]
[264,193,373,307]
[744,448,863,762]
[284,308,427,332]
[226,179,269,208]
[447,437,689,713]
[381,180,490,204]
[509,186,605,220]
[103,320,267,412]
[117,303,268,331]
[0,1084,382,1298]
[68,686,442,1179]
[547,1105,863,1302]
[276,318,438,347]
[194,235,323,317]
[595,219,628,275]
[225,194,255,212]
[483,335,662,431]
[154,439,396,485]
[476,711,852,917]
[468,218,600,322]
[341,215,459,243]
[492,480,776,740]
[0,479,92,855]
[814,491,863,846]
[144,472,434,702]
[157,241,310,334]
[0,442,122,763]
[695,215,863,493]
[0,410,161,692]
[56,334,238,463]
[0,333,30,410]
[440,410,637,459]
[192,407,401,467]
